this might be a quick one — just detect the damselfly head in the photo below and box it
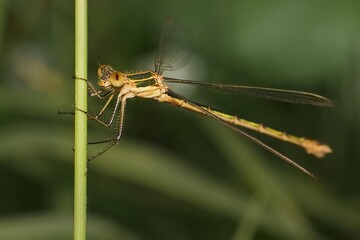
[98,65,115,88]
[98,65,114,81]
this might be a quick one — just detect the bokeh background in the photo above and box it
[0,1,359,239]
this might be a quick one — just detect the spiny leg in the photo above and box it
[60,75,112,116]
[61,91,115,117]
[91,93,115,120]
[76,92,121,128]
[88,96,127,161]
[73,75,104,99]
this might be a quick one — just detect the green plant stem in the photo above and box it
[74,0,88,239]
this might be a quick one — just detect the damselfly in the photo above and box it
[80,20,333,178]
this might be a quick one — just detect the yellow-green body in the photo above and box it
[84,64,333,178]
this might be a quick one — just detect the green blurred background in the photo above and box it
[0,1,359,239]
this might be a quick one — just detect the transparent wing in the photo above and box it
[155,17,192,74]
[164,78,334,107]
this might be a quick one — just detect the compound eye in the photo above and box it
[109,72,124,87]
[97,66,103,77]
[98,65,114,80]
